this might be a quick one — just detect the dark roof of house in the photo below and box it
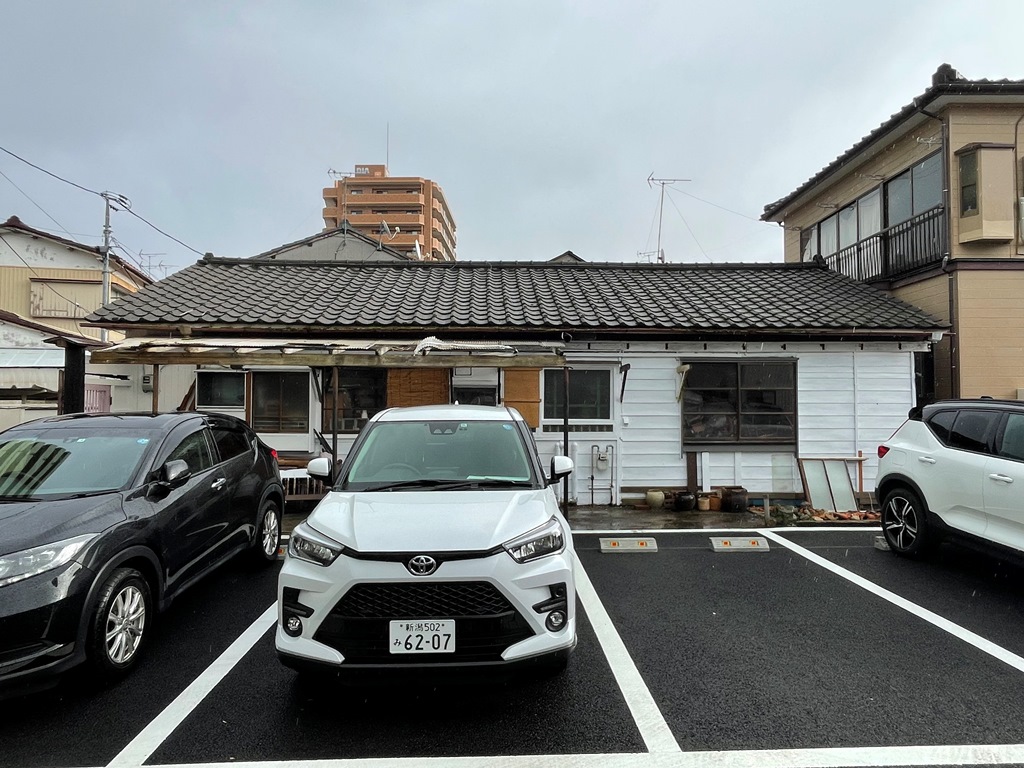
[2,215,153,286]
[762,64,1024,220]
[248,220,413,261]
[86,258,943,336]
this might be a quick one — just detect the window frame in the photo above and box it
[541,368,614,432]
[321,367,388,433]
[680,359,797,449]
[800,150,943,260]
[195,370,246,409]
[251,371,311,434]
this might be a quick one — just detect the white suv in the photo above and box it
[275,405,576,678]
[876,399,1024,557]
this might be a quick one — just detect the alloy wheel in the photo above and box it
[262,506,280,557]
[884,495,919,551]
[105,584,146,665]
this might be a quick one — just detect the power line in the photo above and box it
[664,191,711,262]
[670,187,769,224]
[0,232,88,334]
[122,206,203,256]
[1,144,204,256]
[0,167,71,236]
[0,145,102,197]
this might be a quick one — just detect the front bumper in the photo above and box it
[0,562,95,690]
[275,546,576,673]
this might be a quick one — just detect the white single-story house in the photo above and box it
[85,256,945,507]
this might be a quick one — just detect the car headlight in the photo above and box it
[288,524,344,566]
[0,534,95,588]
[503,517,565,563]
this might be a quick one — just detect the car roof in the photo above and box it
[374,404,523,423]
[926,399,1024,410]
[6,411,212,432]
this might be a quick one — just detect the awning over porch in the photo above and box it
[88,335,566,368]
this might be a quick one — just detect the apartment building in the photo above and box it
[762,64,1024,402]
[322,164,457,262]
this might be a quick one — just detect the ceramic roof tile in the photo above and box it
[86,259,945,336]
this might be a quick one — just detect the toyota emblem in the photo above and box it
[407,555,438,576]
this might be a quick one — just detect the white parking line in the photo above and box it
[574,559,681,754]
[762,530,1024,675]
[125,741,1024,767]
[106,603,278,768]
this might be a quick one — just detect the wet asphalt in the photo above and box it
[5,528,1024,767]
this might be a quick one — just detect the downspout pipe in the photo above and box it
[916,103,958,398]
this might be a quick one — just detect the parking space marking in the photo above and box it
[119,741,1024,767]
[762,530,1024,675]
[106,603,278,768]
[574,559,681,754]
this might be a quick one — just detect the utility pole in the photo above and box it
[99,191,131,342]
[647,174,690,263]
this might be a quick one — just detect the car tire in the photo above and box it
[251,498,282,565]
[86,567,152,681]
[881,486,931,557]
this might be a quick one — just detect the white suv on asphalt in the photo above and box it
[876,399,1024,557]
[275,404,576,679]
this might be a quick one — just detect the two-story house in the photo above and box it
[0,215,188,426]
[762,64,1024,402]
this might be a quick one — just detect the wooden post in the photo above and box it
[562,366,570,517]
[332,367,340,482]
[151,365,160,413]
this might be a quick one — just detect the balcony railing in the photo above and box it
[825,206,946,282]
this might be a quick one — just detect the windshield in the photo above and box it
[0,430,156,499]
[342,419,536,491]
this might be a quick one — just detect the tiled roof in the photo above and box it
[86,258,943,336]
[762,64,1024,220]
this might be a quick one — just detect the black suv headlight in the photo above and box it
[503,517,565,563]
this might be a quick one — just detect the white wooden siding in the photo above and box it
[539,344,917,503]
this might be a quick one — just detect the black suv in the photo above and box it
[876,399,1024,557]
[0,412,284,694]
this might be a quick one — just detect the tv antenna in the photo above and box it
[647,174,690,262]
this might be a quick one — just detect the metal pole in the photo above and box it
[332,367,340,482]
[100,194,112,343]
[562,366,570,516]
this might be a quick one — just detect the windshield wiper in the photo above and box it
[0,494,42,502]
[357,478,461,492]
[356,478,534,492]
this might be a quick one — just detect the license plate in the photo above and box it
[389,620,456,654]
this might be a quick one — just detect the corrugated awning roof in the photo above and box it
[90,336,565,367]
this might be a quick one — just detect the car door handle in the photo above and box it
[918,456,937,464]
[210,478,227,491]
[988,474,1014,484]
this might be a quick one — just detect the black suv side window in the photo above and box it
[211,424,251,463]
[998,413,1024,462]
[927,409,957,444]
[948,410,999,454]
[166,430,215,473]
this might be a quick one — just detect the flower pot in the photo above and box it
[674,491,696,512]
[696,495,710,511]
[645,490,666,510]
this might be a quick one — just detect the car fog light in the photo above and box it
[546,610,566,631]
[284,615,303,637]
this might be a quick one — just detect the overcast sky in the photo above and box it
[2,1,1023,277]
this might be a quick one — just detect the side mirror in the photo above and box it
[307,456,333,480]
[163,459,192,488]
[548,455,574,486]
